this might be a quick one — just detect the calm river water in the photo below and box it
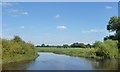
[2,52,118,70]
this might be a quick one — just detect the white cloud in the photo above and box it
[55,14,61,18]
[81,29,105,33]
[21,12,29,15]
[0,3,12,7]
[56,25,66,30]
[105,6,113,9]
[20,26,25,29]
[9,9,18,13]
[9,9,29,15]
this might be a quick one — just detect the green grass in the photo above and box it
[36,47,100,59]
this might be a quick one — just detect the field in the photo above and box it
[36,47,99,59]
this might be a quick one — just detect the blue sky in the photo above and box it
[2,2,118,45]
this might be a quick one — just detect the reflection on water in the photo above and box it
[2,60,34,70]
[90,59,118,70]
[2,52,118,70]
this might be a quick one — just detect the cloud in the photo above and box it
[21,12,29,15]
[55,14,61,18]
[0,3,12,7]
[81,29,105,33]
[9,9,29,15]
[56,25,66,30]
[105,6,113,9]
[20,26,25,29]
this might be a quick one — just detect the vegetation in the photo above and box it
[104,16,120,48]
[36,43,92,48]
[2,36,38,64]
[70,43,86,48]
[94,40,118,59]
[0,38,2,64]
[36,47,97,58]
[36,39,119,59]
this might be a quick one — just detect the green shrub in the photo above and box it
[2,36,38,63]
[95,39,118,58]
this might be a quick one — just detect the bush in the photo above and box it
[95,39,118,58]
[2,36,38,63]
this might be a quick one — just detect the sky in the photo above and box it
[2,2,118,45]
[2,0,119,2]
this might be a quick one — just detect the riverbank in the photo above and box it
[36,40,119,59]
[2,54,39,64]
[36,47,102,59]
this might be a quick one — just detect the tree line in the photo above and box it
[36,43,92,48]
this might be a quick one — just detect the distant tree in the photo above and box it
[63,44,69,48]
[36,45,41,47]
[41,44,45,47]
[70,42,85,48]
[86,44,91,48]
[57,45,61,48]
[70,42,79,47]
[79,43,86,48]
[46,45,50,47]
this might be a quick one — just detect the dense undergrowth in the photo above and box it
[1,36,38,64]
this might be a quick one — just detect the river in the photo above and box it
[2,52,118,70]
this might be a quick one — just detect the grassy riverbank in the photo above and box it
[36,47,100,59]
[1,36,38,64]
[36,40,119,59]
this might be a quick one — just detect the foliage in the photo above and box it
[107,16,120,32]
[104,35,115,41]
[93,41,103,48]
[2,36,38,64]
[95,39,118,58]
[85,44,92,48]
[106,16,120,48]
[41,44,45,47]
[63,44,69,48]
[36,47,97,59]
[70,42,86,48]
[37,39,119,59]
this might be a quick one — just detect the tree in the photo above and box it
[86,44,91,48]
[57,45,61,48]
[104,35,115,41]
[70,42,86,48]
[63,44,69,48]
[79,43,86,48]
[36,45,41,47]
[107,16,120,32]
[13,36,24,43]
[41,44,45,47]
[106,16,120,48]
[93,41,102,48]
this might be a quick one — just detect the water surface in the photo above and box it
[2,52,118,70]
